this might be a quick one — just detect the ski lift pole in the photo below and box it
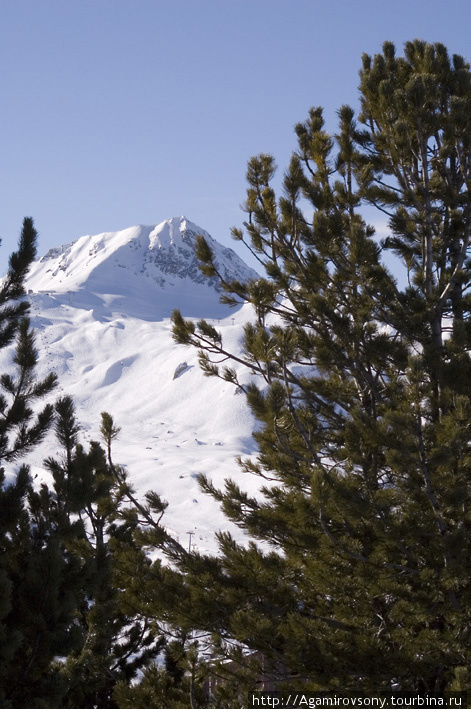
[186,531,194,552]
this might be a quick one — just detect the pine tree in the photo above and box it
[166,41,471,693]
[0,218,66,708]
[44,401,165,709]
[0,218,57,462]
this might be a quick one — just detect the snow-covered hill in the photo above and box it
[2,217,261,553]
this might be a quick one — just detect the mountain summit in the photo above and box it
[26,216,258,319]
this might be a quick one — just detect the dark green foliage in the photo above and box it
[0,218,66,709]
[113,639,221,709]
[0,217,37,349]
[0,220,57,463]
[167,41,471,693]
[0,465,92,708]
[45,403,165,709]
[0,394,165,709]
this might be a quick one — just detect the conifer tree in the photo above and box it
[0,218,57,462]
[0,218,64,708]
[166,41,471,693]
[44,401,164,709]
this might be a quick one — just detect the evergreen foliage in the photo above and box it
[167,41,471,693]
[0,219,62,708]
[45,402,165,709]
[1,389,166,707]
[0,219,57,463]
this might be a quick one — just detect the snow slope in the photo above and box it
[2,217,261,553]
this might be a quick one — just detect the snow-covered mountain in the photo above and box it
[2,217,261,553]
[27,216,257,319]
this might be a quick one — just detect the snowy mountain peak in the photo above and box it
[6,218,260,553]
[148,215,192,249]
[26,217,258,319]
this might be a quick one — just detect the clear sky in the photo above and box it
[1,0,470,273]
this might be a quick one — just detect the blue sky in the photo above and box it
[1,0,470,273]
